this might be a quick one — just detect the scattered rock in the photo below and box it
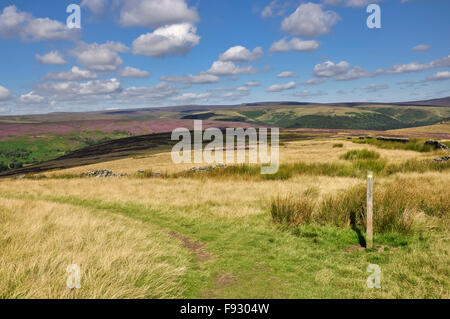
[376,136,410,143]
[185,164,227,173]
[426,140,449,150]
[83,169,127,178]
[434,156,450,162]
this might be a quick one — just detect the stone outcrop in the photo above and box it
[426,140,449,150]
[185,164,227,173]
[376,136,410,143]
[434,156,450,162]
[83,169,126,178]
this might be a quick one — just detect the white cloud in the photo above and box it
[72,41,128,71]
[0,5,79,41]
[132,23,200,57]
[385,55,450,74]
[267,81,296,92]
[118,67,151,78]
[81,0,109,16]
[119,0,198,28]
[0,5,29,39]
[208,61,257,76]
[244,81,261,87]
[362,83,389,92]
[426,71,450,81]
[0,86,11,101]
[323,0,380,7]
[261,0,288,18]
[293,90,326,97]
[172,93,211,103]
[44,66,98,81]
[334,66,379,81]
[277,71,298,78]
[114,82,178,104]
[412,44,431,52]
[270,37,320,52]
[219,46,263,62]
[298,78,328,86]
[19,91,45,104]
[281,3,340,37]
[38,78,122,97]
[161,73,219,84]
[313,60,349,77]
[35,51,67,65]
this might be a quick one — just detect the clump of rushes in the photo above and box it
[340,149,380,160]
[332,143,343,148]
[271,177,450,234]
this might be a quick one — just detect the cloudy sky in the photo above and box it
[0,0,449,115]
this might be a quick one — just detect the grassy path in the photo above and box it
[2,191,448,298]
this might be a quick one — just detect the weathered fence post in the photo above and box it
[366,171,374,249]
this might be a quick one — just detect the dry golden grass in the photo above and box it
[0,198,189,298]
[44,138,434,177]
[0,175,360,219]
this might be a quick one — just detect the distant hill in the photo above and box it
[395,96,450,107]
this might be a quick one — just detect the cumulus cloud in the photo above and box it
[426,71,450,81]
[132,23,200,57]
[81,0,109,16]
[219,46,263,62]
[119,0,198,28]
[277,71,298,78]
[281,3,340,37]
[0,5,80,41]
[244,81,261,87]
[313,60,349,77]
[71,41,128,71]
[293,90,327,97]
[362,83,389,92]
[35,51,67,65]
[323,0,380,7]
[37,78,122,97]
[19,91,45,104]
[386,55,450,74]
[270,37,320,52]
[208,61,257,76]
[44,66,98,81]
[412,44,431,52]
[0,86,11,101]
[261,0,289,18]
[161,73,219,84]
[172,93,211,103]
[267,81,296,92]
[118,67,151,78]
[114,82,178,104]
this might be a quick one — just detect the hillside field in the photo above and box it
[0,129,449,298]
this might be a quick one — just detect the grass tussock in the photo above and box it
[271,176,450,234]
[332,143,343,148]
[341,149,381,160]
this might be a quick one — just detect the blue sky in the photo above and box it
[0,0,449,115]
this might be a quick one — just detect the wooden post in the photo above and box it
[366,171,374,249]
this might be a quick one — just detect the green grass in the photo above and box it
[0,131,131,171]
[1,189,448,298]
